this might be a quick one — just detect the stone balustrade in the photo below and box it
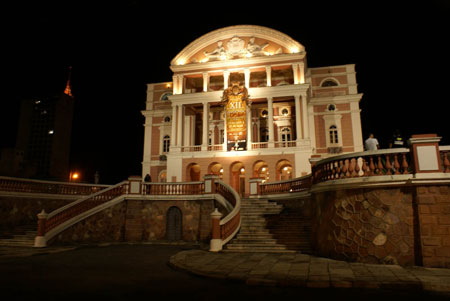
[312,148,412,184]
[259,175,312,195]
[0,176,109,195]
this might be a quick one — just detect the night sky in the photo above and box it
[2,1,449,184]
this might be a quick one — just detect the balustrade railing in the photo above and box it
[0,176,109,195]
[142,182,204,195]
[274,141,297,148]
[181,145,201,152]
[260,175,312,195]
[208,144,225,151]
[312,148,412,184]
[251,142,268,149]
[214,180,241,247]
[440,146,450,173]
[44,181,129,234]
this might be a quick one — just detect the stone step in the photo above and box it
[223,246,307,253]
[241,209,283,214]
[236,233,274,238]
[230,238,279,244]
[0,239,35,247]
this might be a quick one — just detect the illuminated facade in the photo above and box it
[142,25,363,194]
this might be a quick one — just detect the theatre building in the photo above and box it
[142,25,364,194]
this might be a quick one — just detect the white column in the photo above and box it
[177,104,184,147]
[223,71,230,89]
[294,95,302,141]
[203,72,209,92]
[350,101,364,152]
[265,66,272,87]
[301,93,310,139]
[267,97,274,148]
[184,115,191,147]
[142,115,152,178]
[172,75,178,95]
[246,104,252,150]
[299,62,305,84]
[202,102,210,151]
[171,105,178,149]
[244,68,250,89]
[292,64,299,84]
[177,75,184,94]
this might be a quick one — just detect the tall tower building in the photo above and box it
[15,67,75,180]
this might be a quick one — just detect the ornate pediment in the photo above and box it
[171,25,305,66]
[201,36,274,63]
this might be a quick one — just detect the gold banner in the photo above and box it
[222,83,248,144]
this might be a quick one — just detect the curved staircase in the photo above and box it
[223,198,312,253]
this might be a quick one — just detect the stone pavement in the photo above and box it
[169,249,450,296]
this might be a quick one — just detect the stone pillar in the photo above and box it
[299,62,305,84]
[210,208,223,252]
[128,175,142,194]
[202,102,210,151]
[409,134,442,175]
[244,68,250,89]
[34,210,48,248]
[301,93,310,139]
[177,104,184,147]
[171,105,177,148]
[203,72,209,92]
[204,174,218,193]
[267,97,275,148]
[172,75,178,95]
[177,74,184,94]
[223,71,230,90]
[266,65,272,87]
[249,178,263,197]
[294,95,302,141]
[292,63,299,84]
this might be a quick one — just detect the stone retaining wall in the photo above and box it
[0,195,76,229]
[311,184,450,268]
[50,198,215,245]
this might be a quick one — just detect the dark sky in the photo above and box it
[2,1,449,184]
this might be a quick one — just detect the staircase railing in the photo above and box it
[34,176,242,250]
[209,178,241,251]
[260,175,312,195]
[0,176,109,195]
[34,181,129,247]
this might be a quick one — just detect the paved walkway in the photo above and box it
[169,249,450,296]
[1,244,450,297]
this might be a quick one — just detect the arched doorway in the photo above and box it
[253,160,269,183]
[166,206,182,241]
[230,162,245,196]
[276,159,293,181]
[186,163,201,181]
[208,162,224,179]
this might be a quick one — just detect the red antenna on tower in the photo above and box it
[64,66,73,97]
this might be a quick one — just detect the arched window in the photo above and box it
[160,92,173,101]
[321,79,338,87]
[163,135,170,153]
[280,127,291,141]
[329,126,338,144]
